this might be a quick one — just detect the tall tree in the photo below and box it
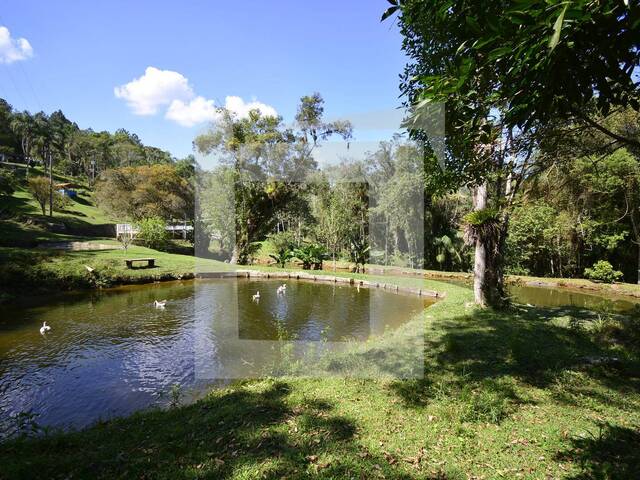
[386,0,640,306]
[195,94,351,264]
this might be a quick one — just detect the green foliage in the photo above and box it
[0,169,17,197]
[137,217,169,251]
[1,98,182,181]
[269,248,293,268]
[584,261,623,284]
[27,176,50,215]
[194,93,351,265]
[96,164,194,221]
[506,202,574,277]
[434,233,465,271]
[390,0,640,138]
[463,208,498,226]
[348,237,370,273]
[267,231,295,268]
[268,230,296,252]
[293,243,328,270]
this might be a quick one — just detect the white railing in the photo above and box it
[116,223,139,237]
[116,223,194,237]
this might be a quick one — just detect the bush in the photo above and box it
[0,169,17,197]
[293,243,328,270]
[53,191,71,211]
[584,260,624,283]
[27,177,51,215]
[268,231,296,252]
[137,217,169,250]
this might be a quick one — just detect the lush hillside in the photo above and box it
[0,163,115,247]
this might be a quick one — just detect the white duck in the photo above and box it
[277,284,287,295]
[252,291,261,302]
[154,300,167,309]
[39,321,51,335]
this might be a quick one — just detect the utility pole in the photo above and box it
[48,147,53,217]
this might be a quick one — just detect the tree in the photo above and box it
[385,0,640,306]
[95,164,194,221]
[194,94,351,264]
[384,0,640,148]
[27,176,50,215]
[312,180,352,271]
[9,111,35,173]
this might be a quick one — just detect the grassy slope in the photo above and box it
[0,167,114,247]
[1,275,639,479]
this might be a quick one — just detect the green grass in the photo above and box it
[1,172,115,247]
[0,244,231,295]
[1,274,639,479]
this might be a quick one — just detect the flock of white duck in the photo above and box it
[39,283,294,335]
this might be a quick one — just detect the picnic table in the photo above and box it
[125,258,156,269]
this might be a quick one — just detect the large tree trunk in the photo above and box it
[471,183,507,308]
[230,243,241,265]
[472,184,488,305]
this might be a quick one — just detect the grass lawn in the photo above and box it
[1,273,639,479]
[0,243,231,296]
[0,172,115,248]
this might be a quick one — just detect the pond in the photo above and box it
[435,277,640,315]
[0,278,430,437]
[508,284,640,315]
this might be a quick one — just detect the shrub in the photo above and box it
[27,177,50,215]
[293,243,328,270]
[0,169,17,197]
[269,248,293,268]
[268,231,296,251]
[137,217,169,250]
[584,260,623,283]
[53,191,71,211]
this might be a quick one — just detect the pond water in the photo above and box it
[434,277,640,315]
[0,279,430,437]
[508,284,640,314]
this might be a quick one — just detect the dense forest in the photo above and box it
[0,98,194,181]
[1,93,639,284]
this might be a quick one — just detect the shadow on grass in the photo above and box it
[555,423,640,480]
[386,304,639,412]
[0,381,440,479]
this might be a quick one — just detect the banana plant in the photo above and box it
[349,237,370,273]
[293,243,328,270]
[269,247,294,268]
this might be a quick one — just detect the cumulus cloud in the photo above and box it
[114,66,194,115]
[166,95,278,127]
[0,26,33,64]
[224,96,278,119]
[116,67,277,127]
[166,96,218,127]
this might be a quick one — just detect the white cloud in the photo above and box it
[114,66,194,115]
[0,26,33,64]
[166,96,219,127]
[223,96,278,119]
[116,67,277,127]
[165,95,278,127]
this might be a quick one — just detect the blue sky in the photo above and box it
[0,0,408,159]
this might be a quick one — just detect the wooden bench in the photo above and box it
[125,258,155,269]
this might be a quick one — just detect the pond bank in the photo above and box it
[2,242,639,304]
[363,265,640,301]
